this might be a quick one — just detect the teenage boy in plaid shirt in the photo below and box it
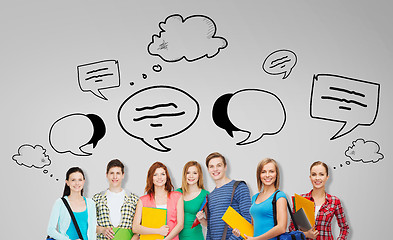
[93,159,139,239]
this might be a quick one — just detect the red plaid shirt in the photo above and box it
[289,190,349,240]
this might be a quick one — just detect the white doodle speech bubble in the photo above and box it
[118,86,200,152]
[12,144,51,168]
[148,14,228,62]
[77,60,120,100]
[227,89,286,145]
[310,74,380,140]
[345,139,384,163]
[262,49,297,79]
[49,113,107,156]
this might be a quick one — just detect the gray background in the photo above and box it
[1,1,392,239]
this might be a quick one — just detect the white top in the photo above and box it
[106,189,126,227]
[315,205,321,219]
[156,204,167,209]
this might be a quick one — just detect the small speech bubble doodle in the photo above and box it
[49,113,106,156]
[118,85,200,152]
[148,14,228,62]
[310,74,380,140]
[213,89,286,145]
[345,138,384,163]
[77,60,120,100]
[262,49,297,79]
[12,144,51,168]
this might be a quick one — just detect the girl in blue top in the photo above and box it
[233,158,287,240]
[47,167,97,240]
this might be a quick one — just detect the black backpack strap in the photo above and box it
[61,197,84,240]
[222,180,245,240]
[272,190,300,230]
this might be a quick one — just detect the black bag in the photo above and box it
[272,191,306,240]
[46,197,84,240]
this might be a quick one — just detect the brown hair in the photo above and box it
[256,158,280,192]
[106,159,124,174]
[205,152,227,167]
[310,161,329,176]
[181,161,205,194]
[145,161,174,197]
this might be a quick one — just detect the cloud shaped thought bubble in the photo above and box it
[147,14,228,62]
[310,74,380,140]
[49,113,106,156]
[12,144,51,168]
[213,89,286,145]
[77,60,120,100]
[262,49,297,79]
[345,138,384,164]
[118,85,200,152]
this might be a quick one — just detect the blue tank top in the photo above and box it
[250,190,287,240]
[66,197,88,240]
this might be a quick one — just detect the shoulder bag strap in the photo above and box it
[61,197,84,240]
[222,180,244,240]
[272,190,300,230]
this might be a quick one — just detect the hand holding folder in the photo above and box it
[222,206,253,239]
[191,197,208,229]
[140,207,167,240]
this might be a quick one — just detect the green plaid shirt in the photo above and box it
[93,190,139,240]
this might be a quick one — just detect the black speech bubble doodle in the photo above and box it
[147,14,228,62]
[85,114,106,148]
[212,93,241,137]
[212,89,286,145]
[49,113,106,156]
[310,74,380,140]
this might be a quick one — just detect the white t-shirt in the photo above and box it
[315,205,321,219]
[106,189,126,227]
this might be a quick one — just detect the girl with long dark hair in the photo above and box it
[47,167,96,240]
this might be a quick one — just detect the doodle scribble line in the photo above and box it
[339,106,352,111]
[86,67,109,75]
[329,86,365,97]
[270,59,291,69]
[136,103,178,111]
[321,96,367,108]
[133,111,186,122]
[271,55,288,64]
[150,123,163,127]
[85,73,114,81]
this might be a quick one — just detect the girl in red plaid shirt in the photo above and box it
[289,161,349,239]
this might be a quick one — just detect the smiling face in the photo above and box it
[106,166,124,189]
[66,172,85,193]
[310,164,329,189]
[208,157,227,182]
[186,165,199,186]
[260,162,277,187]
[153,167,167,187]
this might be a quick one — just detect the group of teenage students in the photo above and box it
[47,152,349,240]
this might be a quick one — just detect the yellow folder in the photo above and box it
[140,207,167,240]
[294,194,315,226]
[222,206,253,239]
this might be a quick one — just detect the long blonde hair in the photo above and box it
[256,158,280,192]
[181,161,205,194]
